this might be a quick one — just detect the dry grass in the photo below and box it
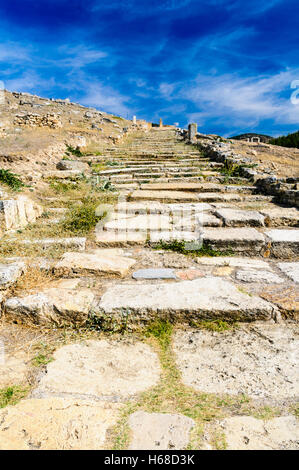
[231,140,299,178]
[9,267,56,296]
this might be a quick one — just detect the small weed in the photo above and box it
[49,181,78,193]
[95,180,116,192]
[62,197,104,234]
[0,386,28,408]
[191,319,238,332]
[152,239,231,258]
[0,169,25,191]
[31,342,55,368]
[145,320,173,350]
[290,405,299,418]
[220,161,257,177]
[65,143,83,157]
[251,406,281,420]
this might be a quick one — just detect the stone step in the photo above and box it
[138,182,253,193]
[129,190,200,202]
[97,167,219,176]
[266,229,299,258]
[201,227,265,255]
[94,277,278,328]
[54,249,136,278]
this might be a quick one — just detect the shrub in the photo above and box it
[0,169,25,190]
[65,143,83,157]
[62,198,103,234]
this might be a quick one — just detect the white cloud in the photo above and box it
[182,69,299,128]
[0,42,32,63]
[57,45,108,68]
[159,82,175,99]
[4,71,56,94]
[79,81,131,116]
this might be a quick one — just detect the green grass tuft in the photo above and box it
[0,386,28,408]
[152,239,231,257]
[62,197,104,234]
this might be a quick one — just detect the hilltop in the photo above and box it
[0,90,141,177]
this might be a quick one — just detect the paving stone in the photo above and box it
[95,231,147,246]
[173,325,298,399]
[211,416,299,450]
[96,277,277,326]
[196,256,270,268]
[215,208,265,227]
[213,266,234,276]
[132,268,176,280]
[259,285,299,320]
[54,251,136,278]
[128,412,194,450]
[278,262,299,283]
[235,269,284,284]
[0,398,120,450]
[175,269,204,280]
[4,288,95,326]
[0,261,26,289]
[202,228,265,254]
[33,340,161,401]
[266,229,299,258]
[104,214,173,232]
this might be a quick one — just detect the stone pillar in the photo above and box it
[188,123,197,142]
[159,118,163,128]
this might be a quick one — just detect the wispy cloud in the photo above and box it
[182,70,299,129]
[79,80,131,116]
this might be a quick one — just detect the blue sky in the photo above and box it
[0,0,298,136]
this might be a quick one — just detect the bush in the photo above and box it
[0,169,25,190]
[62,198,103,234]
[65,143,83,157]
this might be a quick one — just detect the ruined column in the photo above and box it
[188,123,197,142]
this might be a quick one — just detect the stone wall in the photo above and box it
[182,129,299,208]
[14,113,62,129]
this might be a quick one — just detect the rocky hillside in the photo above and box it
[0,90,142,178]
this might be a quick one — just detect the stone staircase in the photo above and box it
[0,127,298,451]
[0,127,298,329]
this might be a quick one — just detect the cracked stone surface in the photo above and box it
[235,268,284,284]
[173,324,299,399]
[0,398,120,450]
[33,340,161,401]
[128,411,195,450]
[203,416,299,450]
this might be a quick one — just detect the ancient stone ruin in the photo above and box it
[0,112,298,450]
